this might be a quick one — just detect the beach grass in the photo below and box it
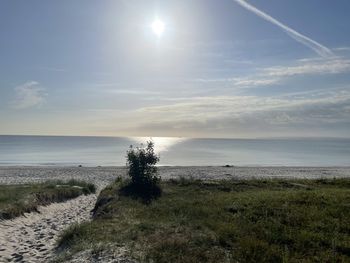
[0,180,96,220]
[56,178,350,262]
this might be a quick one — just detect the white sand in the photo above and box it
[0,166,349,262]
[0,194,96,263]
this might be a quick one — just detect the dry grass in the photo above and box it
[56,178,350,263]
[0,180,96,220]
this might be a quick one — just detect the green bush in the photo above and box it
[120,141,161,203]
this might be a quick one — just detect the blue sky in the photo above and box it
[1,0,350,138]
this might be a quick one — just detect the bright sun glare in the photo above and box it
[151,19,165,37]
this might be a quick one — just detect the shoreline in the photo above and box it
[2,165,350,169]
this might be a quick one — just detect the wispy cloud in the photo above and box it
[130,88,350,137]
[138,92,350,120]
[193,57,350,89]
[232,77,280,87]
[264,58,350,77]
[233,0,333,57]
[247,58,350,87]
[333,47,350,52]
[193,76,280,88]
[11,81,46,110]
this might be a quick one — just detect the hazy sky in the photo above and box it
[1,0,350,138]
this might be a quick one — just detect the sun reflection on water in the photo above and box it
[129,137,187,153]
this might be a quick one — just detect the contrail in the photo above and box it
[233,0,333,57]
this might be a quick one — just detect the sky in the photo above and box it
[1,0,350,138]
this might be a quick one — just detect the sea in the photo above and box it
[0,135,349,167]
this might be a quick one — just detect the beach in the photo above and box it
[2,166,350,186]
[1,166,350,262]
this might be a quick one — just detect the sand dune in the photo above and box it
[0,166,349,262]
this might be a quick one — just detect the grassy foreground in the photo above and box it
[0,180,96,220]
[56,178,350,263]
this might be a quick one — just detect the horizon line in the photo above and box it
[1,134,350,140]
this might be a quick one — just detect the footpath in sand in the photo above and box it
[0,193,96,263]
[0,167,122,263]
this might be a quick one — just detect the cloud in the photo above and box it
[264,58,350,77]
[193,77,278,86]
[333,47,350,52]
[131,89,350,137]
[232,77,280,87]
[193,57,350,90]
[139,92,350,121]
[233,0,333,57]
[11,81,46,110]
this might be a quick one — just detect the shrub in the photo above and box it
[120,141,161,202]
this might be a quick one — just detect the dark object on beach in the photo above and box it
[120,141,161,203]
[224,164,234,167]
[78,165,83,167]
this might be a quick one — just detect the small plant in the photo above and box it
[120,141,161,202]
[127,141,160,186]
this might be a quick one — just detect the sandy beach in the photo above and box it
[1,166,350,262]
[1,166,350,186]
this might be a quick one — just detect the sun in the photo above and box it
[151,19,165,37]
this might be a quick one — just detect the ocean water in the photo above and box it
[0,135,349,166]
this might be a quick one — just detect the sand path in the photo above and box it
[0,194,96,263]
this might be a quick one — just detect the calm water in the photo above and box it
[0,135,350,166]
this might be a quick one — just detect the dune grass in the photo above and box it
[56,178,350,263]
[0,180,96,220]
